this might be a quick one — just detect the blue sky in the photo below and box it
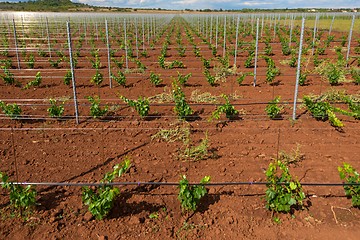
[3,0,360,10]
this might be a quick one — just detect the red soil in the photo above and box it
[0,16,360,239]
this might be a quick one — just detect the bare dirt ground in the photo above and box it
[1,15,360,239]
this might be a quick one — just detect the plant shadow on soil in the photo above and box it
[108,184,165,219]
[240,83,256,87]
[181,193,221,223]
[39,83,58,88]
[37,187,69,211]
[184,83,202,87]
[269,80,282,87]
[18,118,47,124]
[39,141,150,194]
[295,110,345,133]
[153,83,167,88]
[196,193,220,214]
[143,113,163,121]
[182,113,202,122]
[99,116,126,121]
[272,116,284,120]
[109,182,221,221]
[0,194,10,209]
[300,82,311,87]
[77,83,111,88]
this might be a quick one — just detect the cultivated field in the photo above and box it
[0,12,360,239]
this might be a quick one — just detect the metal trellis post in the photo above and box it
[66,21,79,124]
[234,16,240,66]
[253,18,259,87]
[346,15,355,64]
[46,17,52,59]
[105,19,112,88]
[292,18,305,121]
[223,16,226,57]
[12,18,20,70]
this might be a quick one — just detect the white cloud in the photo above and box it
[242,1,274,7]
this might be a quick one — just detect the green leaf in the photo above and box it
[149,212,159,219]
[265,159,305,213]
[82,159,131,220]
[338,163,360,208]
[289,182,297,190]
[200,176,211,184]
[288,198,296,205]
[178,175,210,212]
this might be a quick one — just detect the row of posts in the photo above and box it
[5,14,358,123]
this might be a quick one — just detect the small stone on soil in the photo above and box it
[241,150,249,156]
[226,216,234,224]
[52,209,63,218]
[129,215,141,224]
[207,218,215,225]
[83,212,93,222]
[139,217,145,223]
[131,120,140,126]
[180,166,188,172]
[49,217,57,223]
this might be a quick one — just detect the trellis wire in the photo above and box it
[292,17,306,121]
[2,13,360,88]
[3,123,360,131]
[0,99,335,108]
[0,114,335,123]
[2,181,360,187]
[66,21,79,125]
